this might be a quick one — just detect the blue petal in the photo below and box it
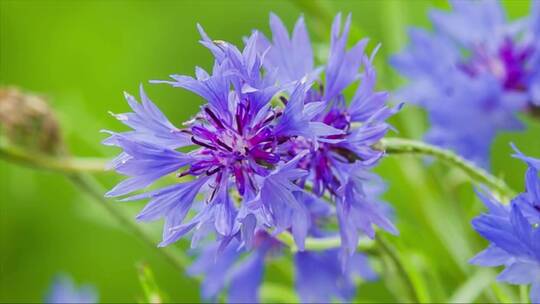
[46,275,98,304]
[511,143,540,170]
[260,154,308,248]
[262,13,314,84]
[188,243,240,300]
[127,177,208,222]
[104,137,192,197]
[429,0,504,46]
[159,204,214,247]
[294,250,356,302]
[273,80,313,137]
[164,69,230,117]
[227,252,265,303]
[469,244,512,267]
[497,262,540,285]
[325,13,368,101]
[107,86,190,149]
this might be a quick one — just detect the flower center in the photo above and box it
[181,104,282,196]
[461,38,534,92]
[283,90,356,196]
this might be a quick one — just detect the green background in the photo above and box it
[1,0,539,302]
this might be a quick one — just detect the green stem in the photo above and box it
[381,137,516,201]
[376,235,419,303]
[0,140,107,174]
[276,231,374,252]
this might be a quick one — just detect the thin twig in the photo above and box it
[0,140,107,174]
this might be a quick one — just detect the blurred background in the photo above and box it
[1,0,539,302]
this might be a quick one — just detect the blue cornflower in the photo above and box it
[104,13,398,258]
[188,193,378,303]
[470,146,540,303]
[187,232,277,303]
[45,275,98,304]
[392,0,540,168]
[258,13,399,257]
[104,27,321,249]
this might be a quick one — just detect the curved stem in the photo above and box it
[381,137,516,201]
[276,231,374,252]
[0,140,107,173]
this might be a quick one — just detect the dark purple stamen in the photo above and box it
[460,37,534,93]
[236,103,247,135]
[262,110,282,126]
[252,148,280,164]
[206,166,223,176]
[216,139,233,152]
[249,127,273,145]
[498,38,533,90]
[233,165,246,195]
[191,136,216,150]
[332,147,360,163]
[204,107,225,129]
[190,160,215,175]
[277,137,290,145]
[177,170,190,178]
[192,126,216,140]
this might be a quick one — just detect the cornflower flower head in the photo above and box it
[392,0,540,168]
[470,146,540,303]
[257,13,399,256]
[104,13,398,258]
[104,21,333,250]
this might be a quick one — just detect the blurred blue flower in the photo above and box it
[187,232,276,303]
[470,146,540,303]
[188,193,378,303]
[45,275,97,304]
[104,12,397,258]
[294,250,377,303]
[392,0,540,168]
